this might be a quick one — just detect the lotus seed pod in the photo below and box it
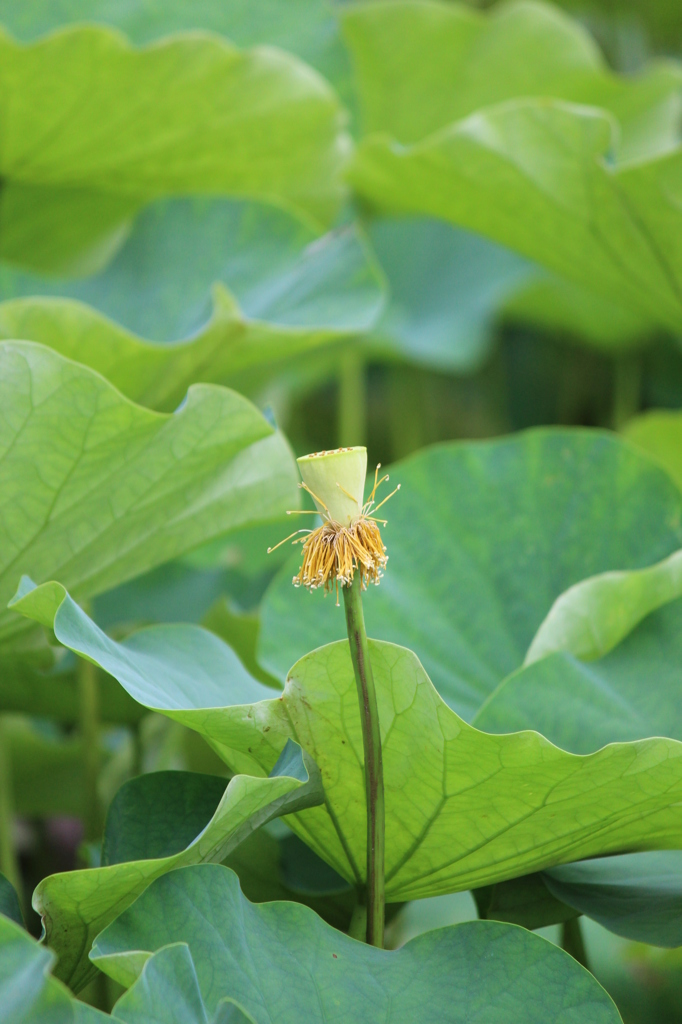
[297,447,367,525]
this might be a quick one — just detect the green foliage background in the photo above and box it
[2,1,682,1021]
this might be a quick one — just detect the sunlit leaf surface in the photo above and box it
[0,341,298,646]
[13,585,682,905]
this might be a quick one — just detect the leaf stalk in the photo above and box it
[561,917,589,970]
[79,657,102,842]
[0,717,21,898]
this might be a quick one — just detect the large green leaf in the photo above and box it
[0,340,297,647]
[34,742,322,992]
[92,865,621,1023]
[474,620,682,753]
[342,0,682,153]
[524,547,682,665]
[0,24,347,273]
[0,0,349,94]
[344,2,682,327]
[110,943,258,1024]
[369,221,653,362]
[473,554,682,752]
[259,430,682,719]
[624,410,682,492]
[478,850,682,948]
[350,98,682,331]
[13,585,682,902]
[0,871,23,927]
[365,218,531,371]
[101,768,354,928]
[545,852,682,948]
[0,914,108,1023]
[0,202,385,409]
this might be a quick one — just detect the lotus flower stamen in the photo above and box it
[268,447,399,603]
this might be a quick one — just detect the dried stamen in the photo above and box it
[268,454,399,602]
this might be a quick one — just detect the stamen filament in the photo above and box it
[337,482,361,505]
[298,481,331,517]
[267,529,310,553]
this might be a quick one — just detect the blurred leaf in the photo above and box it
[93,865,621,1023]
[14,587,682,904]
[0,654,143,724]
[0,25,347,273]
[345,2,682,329]
[365,218,532,372]
[93,564,234,634]
[344,0,603,144]
[259,430,682,719]
[0,209,385,409]
[0,871,24,927]
[478,850,682,948]
[351,98,682,332]
[0,341,297,647]
[203,600,280,688]
[544,851,682,948]
[0,913,108,1023]
[343,0,682,156]
[34,742,322,992]
[525,547,682,664]
[553,0,682,54]
[346,0,681,347]
[503,276,654,351]
[624,410,682,491]
[7,717,88,817]
[474,872,578,931]
[0,0,350,99]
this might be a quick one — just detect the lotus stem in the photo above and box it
[338,349,366,448]
[561,917,589,970]
[343,572,385,947]
[612,354,641,431]
[0,716,21,898]
[79,657,102,842]
[348,899,368,942]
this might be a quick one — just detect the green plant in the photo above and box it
[3,2,682,1021]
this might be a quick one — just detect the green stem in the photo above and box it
[561,917,589,970]
[612,354,641,431]
[79,658,101,842]
[0,717,21,897]
[338,348,366,447]
[388,365,423,462]
[342,574,385,947]
[130,720,144,779]
[348,898,368,942]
